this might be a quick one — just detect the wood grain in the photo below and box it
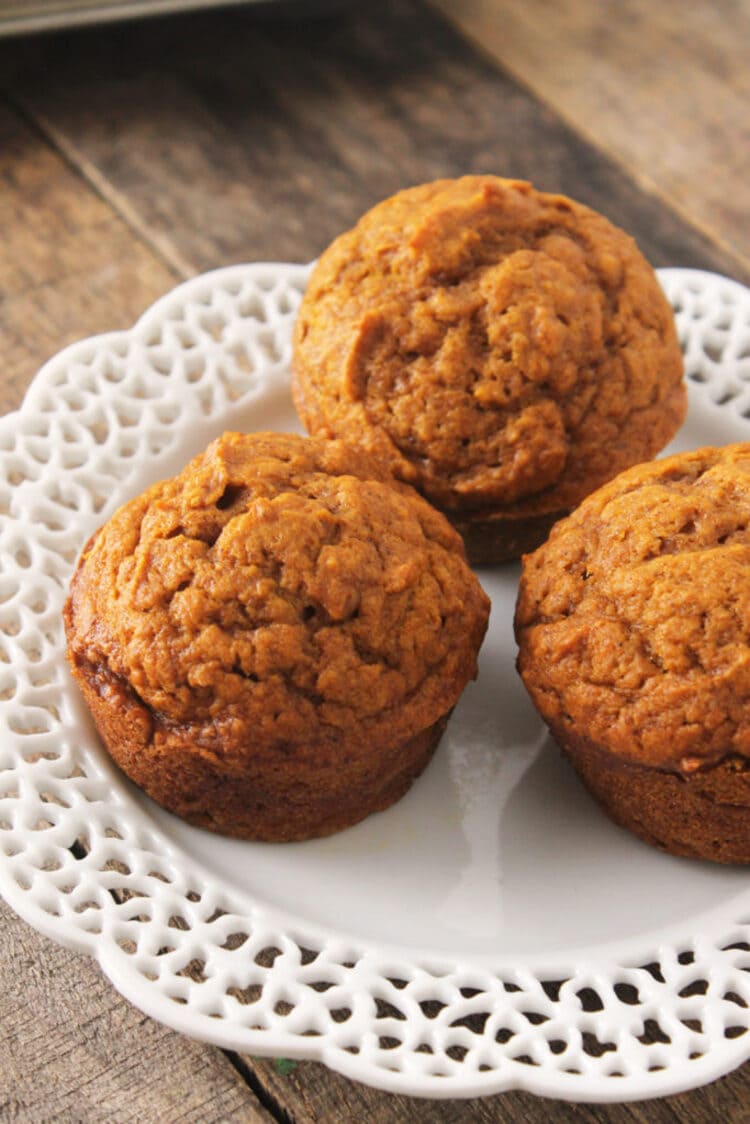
[0,900,273,1122]
[431,0,750,274]
[0,1,749,1120]
[3,1,747,282]
[0,102,178,411]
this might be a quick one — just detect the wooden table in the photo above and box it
[1,1,748,1119]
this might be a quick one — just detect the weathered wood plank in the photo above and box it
[1,2,749,1120]
[431,0,750,272]
[3,1,747,283]
[0,99,273,1123]
[0,900,274,1123]
[0,101,179,412]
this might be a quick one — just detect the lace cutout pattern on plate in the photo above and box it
[1,264,749,1100]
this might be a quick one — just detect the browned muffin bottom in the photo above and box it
[64,431,490,841]
[293,175,686,563]
[515,444,750,863]
[553,732,750,865]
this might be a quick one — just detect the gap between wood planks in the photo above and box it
[6,92,195,283]
[226,1053,297,1124]
[2,92,292,1118]
[428,0,750,284]
[70,836,298,1122]
[0,85,293,1124]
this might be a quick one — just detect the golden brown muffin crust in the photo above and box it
[515,444,750,773]
[555,730,750,864]
[293,176,685,522]
[64,431,490,839]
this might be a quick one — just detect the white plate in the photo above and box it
[1,264,749,1103]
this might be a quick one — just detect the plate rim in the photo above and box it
[1,262,750,1102]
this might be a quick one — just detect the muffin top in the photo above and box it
[293,176,685,516]
[65,431,489,756]
[515,444,750,771]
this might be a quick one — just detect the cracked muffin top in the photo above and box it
[292,175,685,517]
[515,444,750,772]
[65,431,489,754]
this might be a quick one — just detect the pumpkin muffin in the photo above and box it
[64,431,489,841]
[515,444,750,864]
[292,175,686,562]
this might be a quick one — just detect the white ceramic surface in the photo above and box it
[1,264,749,1102]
